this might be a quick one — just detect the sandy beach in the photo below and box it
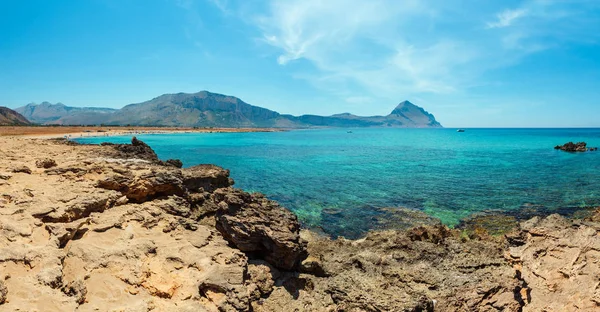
[0,126,282,139]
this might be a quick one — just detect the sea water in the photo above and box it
[77,128,600,238]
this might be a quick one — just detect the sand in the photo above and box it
[0,126,282,139]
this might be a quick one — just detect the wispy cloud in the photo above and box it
[201,0,600,112]
[208,0,230,14]
[487,9,528,29]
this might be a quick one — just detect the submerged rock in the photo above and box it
[457,212,519,236]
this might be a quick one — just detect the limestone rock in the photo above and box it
[11,165,31,174]
[0,280,7,304]
[506,214,600,311]
[36,158,57,168]
[101,136,160,162]
[182,164,233,192]
[214,188,307,270]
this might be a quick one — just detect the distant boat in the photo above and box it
[347,130,353,133]
[457,129,465,132]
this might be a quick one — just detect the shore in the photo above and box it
[0,126,283,139]
[1,136,599,311]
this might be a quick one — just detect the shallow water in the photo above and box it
[77,128,600,238]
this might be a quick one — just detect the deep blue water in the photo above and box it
[77,128,600,237]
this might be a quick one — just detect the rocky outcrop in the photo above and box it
[554,141,596,152]
[35,158,57,168]
[257,226,524,311]
[3,136,600,311]
[0,137,308,311]
[214,188,308,271]
[100,137,183,167]
[11,165,32,174]
[505,213,600,311]
[101,137,160,162]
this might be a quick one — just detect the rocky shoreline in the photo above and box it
[1,137,599,311]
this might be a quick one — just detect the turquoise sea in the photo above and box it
[77,128,600,238]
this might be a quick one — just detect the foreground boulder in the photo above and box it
[101,137,182,166]
[182,164,233,192]
[35,158,57,169]
[505,213,600,311]
[257,226,524,311]
[214,188,308,271]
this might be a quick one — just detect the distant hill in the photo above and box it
[0,107,31,126]
[14,92,442,128]
[108,91,293,127]
[15,102,117,125]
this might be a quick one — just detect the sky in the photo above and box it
[1,0,599,127]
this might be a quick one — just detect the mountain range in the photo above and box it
[15,91,442,128]
[0,107,31,126]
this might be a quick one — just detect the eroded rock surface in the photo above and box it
[506,213,600,311]
[215,189,307,271]
[0,137,307,311]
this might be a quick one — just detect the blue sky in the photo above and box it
[1,0,599,127]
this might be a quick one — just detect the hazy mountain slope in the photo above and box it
[15,102,117,125]
[13,92,442,128]
[314,100,442,128]
[108,91,285,127]
[0,107,31,126]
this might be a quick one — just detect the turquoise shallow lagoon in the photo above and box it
[77,128,600,238]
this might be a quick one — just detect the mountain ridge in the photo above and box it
[14,91,442,128]
[0,107,31,126]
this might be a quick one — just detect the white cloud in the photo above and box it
[201,0,600,113]
[487,9,528,28]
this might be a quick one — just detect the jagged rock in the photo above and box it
[299,255,328,277]
[182,164,233,192]
[62,280,87,304]
[215,188,307,270]
[97,170,185,203]
[407,224,453,243]
[505,214,600,311]
[44,166,86,175]
[255,228,523,311]
[161,159,183,168]
[36,191,121,223]
[0,172,12,180]
[101,137,160,162]
[11,165,31,174]
[0,280,7,304]
[554,141,589,152]
[36,158,57,168]
[153,196,191,217]
[246,260,280,299]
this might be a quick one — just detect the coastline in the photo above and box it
[1,135,599,311]
[0,125,284,139]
